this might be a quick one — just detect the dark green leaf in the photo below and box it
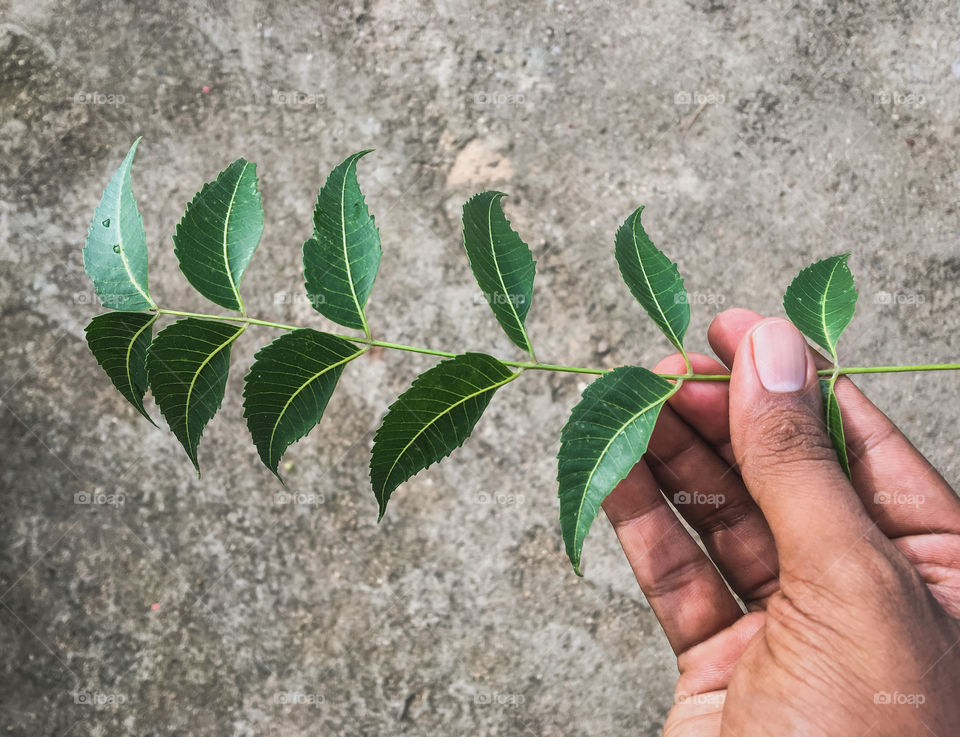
[783,254,857,360]
[820,377,850,477]
[173,158,264,312]
[558,366,676,575]
[243,329,365,479]
[371,353,518,519]
[82,138,155,311]
[614,206,689,353]
[461,192,536,356]
[302,150,381,332]
[147,318,246,472]
[85,312,158,425]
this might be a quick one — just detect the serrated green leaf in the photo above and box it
[614,207,689,353]
[84,312,158,425]
[558,366,676,575]
[371,352,518,519]
[173,158,264,312]
[783,254,857,360]
[302,150,381,333]
[147,318,246,473]
[461,192,537,356]
[820,377,850,477]
[82,138,155,311]
[243,329,364,479]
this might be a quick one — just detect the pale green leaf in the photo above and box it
[782,254,857,360]
[82,138,155,311]
[243,329,364,479]
[558,366,675,575]
[461,191,536,356]
[302,150,381,332]
[173,158,264,312]
[85,312,158,425]
[147,318,246,472]
[614,206,689,353]
[371,353,518,519]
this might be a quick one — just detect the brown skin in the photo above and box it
[603,309,960,736]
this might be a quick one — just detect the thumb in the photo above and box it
[728,318,874,574]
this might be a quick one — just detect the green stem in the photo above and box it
[832,364,960,375]
[154,309,960,381]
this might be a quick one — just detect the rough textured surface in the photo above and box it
[2,1,960,734]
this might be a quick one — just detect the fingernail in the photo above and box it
[751,320,808,393]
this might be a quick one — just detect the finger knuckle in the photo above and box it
[744,411,836,469]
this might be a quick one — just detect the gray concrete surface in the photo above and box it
[2,0,960,734]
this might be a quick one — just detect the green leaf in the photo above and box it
[782,254,857,361]
[147,318,246,473]
[558,366,676,575]
[173,158,264,313]
[820,377,851,477]
[461,191,537,356]
[82,138,155,311]
[84,312,158,425]
[370,353,518,519]
[243,329,364,479]
[302,150,381,333]
[614,206,689,353]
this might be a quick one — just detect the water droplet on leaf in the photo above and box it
[102,218,110,227]
[112,244,121,254]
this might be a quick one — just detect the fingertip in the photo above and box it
[708,308,765,366]
[656,353,733,450]
[651,353,689,375]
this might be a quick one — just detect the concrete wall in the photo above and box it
[2,1,959,734]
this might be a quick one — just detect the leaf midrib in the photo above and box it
[222,161,251,314]
[630,210,679,349]
[377,367,519,507]
[184,324,247,457]
[485,194,530,353]
[820,257,844,359]
[339,153,368,334]
[265,344,366,468]
[124,314,157,409]
[571,381,678,555]
[114,148,154,309]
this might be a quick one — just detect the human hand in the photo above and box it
[603,308,960,736]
